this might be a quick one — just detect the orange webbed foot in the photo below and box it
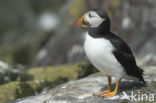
[93,90,110,96]
[101,91,117,98]
[102,81,119,98]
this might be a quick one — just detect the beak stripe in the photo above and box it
[77,14,89,28]
[82,18,87,25]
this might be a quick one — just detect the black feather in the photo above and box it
[105,33,145,83]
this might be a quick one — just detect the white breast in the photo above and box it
[84,33,126,81]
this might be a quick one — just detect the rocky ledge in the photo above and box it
[0,62,97,103]
[11,66,156,103]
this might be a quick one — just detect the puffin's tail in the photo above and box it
[137,66,146,84]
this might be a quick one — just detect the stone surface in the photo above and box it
[11,69,156,103]
[21,61,97,82]
[0,62,97,103]
[0,80,48,103]
[0,61,25,84]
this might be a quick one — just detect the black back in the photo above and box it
[106,33,145,83]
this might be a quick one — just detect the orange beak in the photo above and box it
[77,14,90,28]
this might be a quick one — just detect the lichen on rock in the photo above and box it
[0,61,97,103]
[10,68,156,103]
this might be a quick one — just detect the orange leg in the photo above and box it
[101,81,120,98]
[93,76,111,96]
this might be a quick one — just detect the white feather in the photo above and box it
[84,33,126,81]
[84,11,105,28]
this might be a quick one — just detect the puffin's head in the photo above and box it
[77,8,110,28]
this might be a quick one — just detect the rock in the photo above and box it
[20,61,97,81]
[0,62,97,103]
[0,80,47,103]
[0,61,25,84]
[11,69,156,103]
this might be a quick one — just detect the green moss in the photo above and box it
[0,79,69,103]
[0,62,97,103]
[0,81,37,103]
[23,62,97,82]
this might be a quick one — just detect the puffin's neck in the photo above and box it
[88,20,111,38]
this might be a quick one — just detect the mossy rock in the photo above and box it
[0,63,25,85]
[0,80,60,103]
[0,62,97,103]
[20,61,97,82]
[9,74,156,103]
[0,78,73,103]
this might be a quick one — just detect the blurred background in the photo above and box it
[0,0,156,102]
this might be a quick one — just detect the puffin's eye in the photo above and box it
[89,13,93,18]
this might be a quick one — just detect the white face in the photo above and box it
[84,11,105,28]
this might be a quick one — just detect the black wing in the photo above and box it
[105,33,145,83]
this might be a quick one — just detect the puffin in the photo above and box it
[77,8,145,98]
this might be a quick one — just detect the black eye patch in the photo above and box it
[89,13,92,18]
[89,12,97,18]
[89,12,95,18]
